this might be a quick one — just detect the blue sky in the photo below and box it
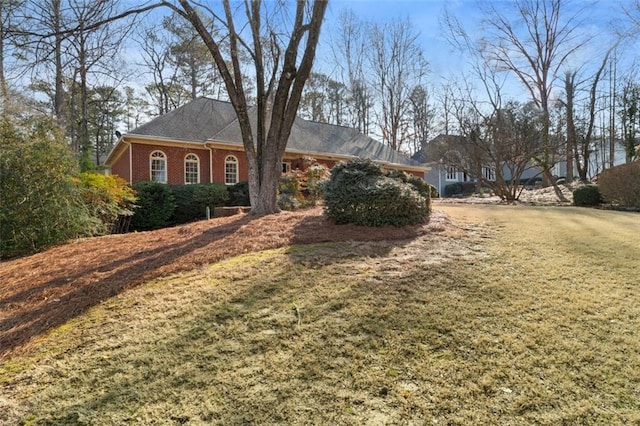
[320,0,635,100]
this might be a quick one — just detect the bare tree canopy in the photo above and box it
[174,0,329,215]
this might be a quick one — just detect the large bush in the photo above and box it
[323,159,430,226]
[598,162,640,208]
[573,184,602,207]
[130,181,175,231]
[75,172,137,234]
[170,183,229,224]
[0,118,98,259]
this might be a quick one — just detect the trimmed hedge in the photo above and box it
[323,159,430,227]
[170,183,228,225]
[130,181,175,231]
[131,182,229,230]
[573,184,602,207]
[598,162,640,208]
[444,181,477,197]
[227,181,251,206]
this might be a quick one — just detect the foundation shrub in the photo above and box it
[444,182,476,197]
[598,162,640,207]
[170,183,229,224]
[278,159,329,211]
[227,181,251,206]
[130,181,175,231]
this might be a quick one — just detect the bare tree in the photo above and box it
[332,9,372,134]
[18,0,131,170]
[66,0,130,169]
[136,25,184,115]
[368,17,428,152]
[479,0,587,200]
[409,84,434,155]
[442,70,545,201]
[0,0,24,106]
[172,0,328,215]
[561,49,612,182]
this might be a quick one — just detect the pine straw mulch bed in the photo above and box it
[0,207,453,361]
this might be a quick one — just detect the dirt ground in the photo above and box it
[0,207,453,361]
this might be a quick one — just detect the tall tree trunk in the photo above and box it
[0,0,7,106]
[177,0,328,216]
[53,0,66,129]
[565,72,577,182]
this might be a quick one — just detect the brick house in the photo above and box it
[105,97,427,185]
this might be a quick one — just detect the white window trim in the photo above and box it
[184,153,200,184]
[445,166,458,181]
[150,150,167,183]
[282,162,292,174]
[482,166,496,181]
[224,155,239,185]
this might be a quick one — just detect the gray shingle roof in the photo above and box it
[129,97,424,169]
[131,98,238,142]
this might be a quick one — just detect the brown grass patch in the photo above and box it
[0,207,449,361]
[1,205,640,425]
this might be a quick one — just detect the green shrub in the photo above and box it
[444,181,478,197]
[278,193,301,211]
[305,162,330,204]
[279,174,300,196]
[170,183,229,225]
[0,117,98,259]
[598,162,640,207]
[387,170,433,201]
[227,181,251,206]
[444,182,463,196]
[130,181,175,231]
[75,172,137,234]
[573,185,602,207]
[323,159,430,226]
[519,176,543,186]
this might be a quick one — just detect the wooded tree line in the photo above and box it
[432,0,640,201]
[2,0,640,201]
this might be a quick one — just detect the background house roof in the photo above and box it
[128,97,424,169]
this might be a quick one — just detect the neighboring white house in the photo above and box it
[417,134,540,195]
[418,134,635,195]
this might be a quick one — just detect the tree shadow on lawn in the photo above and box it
[0,209,437,361]
[26,233,444,424]
[0,214,254,360]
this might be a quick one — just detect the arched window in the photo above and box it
[184,153,200,184]
[225,155,238,185]
[150,151,167,183]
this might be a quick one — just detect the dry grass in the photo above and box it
[1,205,640,425]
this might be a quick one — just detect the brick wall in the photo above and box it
[112,142,424,185]
[131,144,212,184]
[110,145,131,182]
